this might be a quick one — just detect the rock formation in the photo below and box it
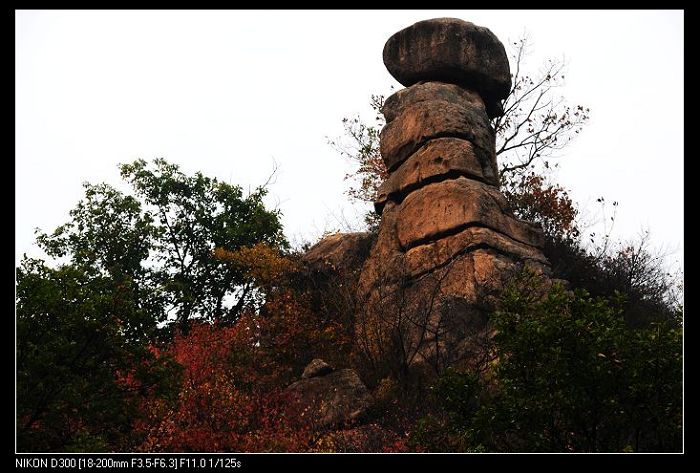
[287,359,373,429]
[355,18,550,372]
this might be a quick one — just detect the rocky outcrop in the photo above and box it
[300,232,375,310]
[302,232,375,293]
[287,360,373,430]
[356,18,550,372]
[302,232,374,273]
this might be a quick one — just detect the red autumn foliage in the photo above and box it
[124,245,364,452]
[134,321,313,452]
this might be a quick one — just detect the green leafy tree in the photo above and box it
[37,159,286,332]
[411,273,682,452]
[16,258,180,452]
[36,183,164,326]
[18,159,287,451]
[119,159,286,330]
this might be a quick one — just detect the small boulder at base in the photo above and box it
[287,366,373,430]
[302,358,334,379]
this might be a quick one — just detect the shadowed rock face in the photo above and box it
[355,18,550,372]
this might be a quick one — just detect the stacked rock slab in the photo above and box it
[356,18,550,371]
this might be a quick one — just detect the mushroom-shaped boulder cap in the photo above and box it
[383,18,511,108]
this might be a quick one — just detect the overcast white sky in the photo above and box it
[15,10,683,270]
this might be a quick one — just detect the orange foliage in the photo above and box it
[503,171,579,239]
[213,243,298,289]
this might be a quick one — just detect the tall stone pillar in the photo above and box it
[356,18,550,373]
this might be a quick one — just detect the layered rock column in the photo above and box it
[356,18,550,372]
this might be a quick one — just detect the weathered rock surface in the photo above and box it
[302,232,374,273]
[383,18,511,111]
[382,81,486,123]
[379,100,494,171]
[374,137,497,213]
[287,362,373,429]
[403,225,549,279]
[354,204,404,296]
[356,249,499,371]
[302,358,334,379]
[394,178,545,251]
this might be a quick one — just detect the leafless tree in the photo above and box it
[493,36,590,178]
